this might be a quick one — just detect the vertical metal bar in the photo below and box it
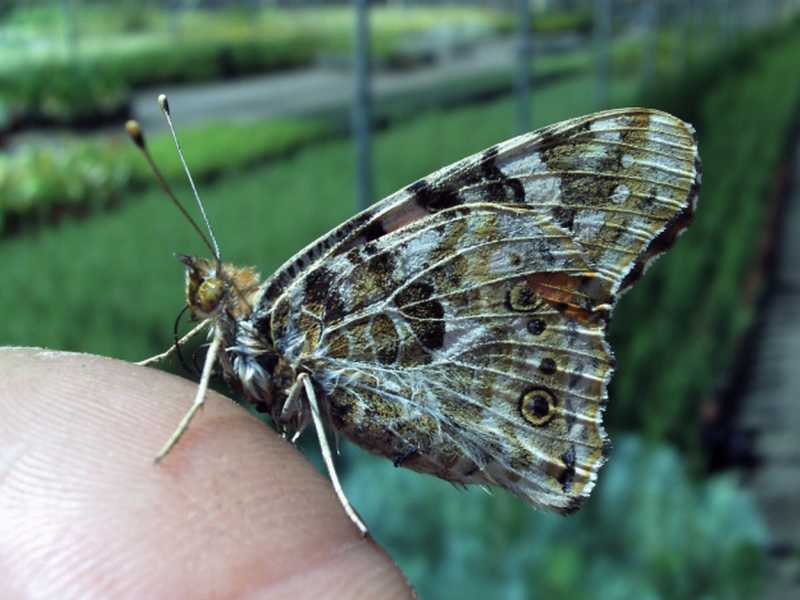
[514,0,532,134]
[642,0,658,90]
[352,0,373,210]
[594,0,611,109]
[168,0,180,37]
[61,0,79,58]
[680,0,692,71]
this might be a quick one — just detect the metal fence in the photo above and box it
[2,0,798,209]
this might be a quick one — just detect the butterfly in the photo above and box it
[131,105,700,534]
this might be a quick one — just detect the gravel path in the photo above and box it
[739,131,800,599]
[131,38,520,131]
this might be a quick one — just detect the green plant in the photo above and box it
[1,61,130,126]
[0,48,596,230]
[343,435,766,599]
[0,118,332,230]
[0,6,512,128]
[532,9,593,35]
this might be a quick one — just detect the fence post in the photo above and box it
[514,0,532,133]
[61,0,80,58]
[594,0,611,109]
[353,0,373,210]
[641,0,658,90]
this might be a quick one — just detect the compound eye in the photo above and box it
[196,277,225,313]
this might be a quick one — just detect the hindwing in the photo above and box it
[256,108,700,512]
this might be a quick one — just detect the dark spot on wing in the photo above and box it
[366,252,397,293]
[406,144,529,214]
[552,206,576,231]
[527,319,546,335]
[519,387,556,427]
[480,146,525,203]
[558,445,576,493]
[530,394,550,417]
[395,281,445,350]
[539,357,557,375]
[324,290,347,323]
[361,220,388,244]
[370,314,399,365]
[408,179,461,213]
[346,247,364,265]
[304,267,335,304]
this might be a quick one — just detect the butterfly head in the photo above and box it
[179,254,261,321]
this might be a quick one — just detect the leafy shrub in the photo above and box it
[0,6,511,128]
[344,435,766,599]
[0,142,129,217]
[1,61,130,126]
[0,118,331,232]
[532,9,594,35]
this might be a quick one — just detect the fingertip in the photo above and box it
[0,348,413,598]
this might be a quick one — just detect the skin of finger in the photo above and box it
[0,348,414,600]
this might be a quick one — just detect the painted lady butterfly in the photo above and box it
[132,106,701,534]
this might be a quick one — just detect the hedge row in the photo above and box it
[0,7,512,129]
[0,118,333,234]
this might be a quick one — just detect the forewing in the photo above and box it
[260,107,700,308]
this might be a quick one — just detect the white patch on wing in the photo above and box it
[609,184,630,205]
[573,210,605,240]
[497,151,561,205]
[589,119,623,142]
[619,215,652,246]
[400,227,441,275]
[441,317,489,360]
[499,149,546,178]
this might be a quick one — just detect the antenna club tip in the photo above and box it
[158,94,170,114]
[125,120,146,148]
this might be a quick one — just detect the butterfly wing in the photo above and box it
[258,108,700,512]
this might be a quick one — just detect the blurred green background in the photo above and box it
[3,1,800,598]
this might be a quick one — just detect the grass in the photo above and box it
[2,5,513,71]
[0,118,333,230]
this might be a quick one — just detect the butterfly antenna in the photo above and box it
[125,119,219,260]
[158,94,222,265]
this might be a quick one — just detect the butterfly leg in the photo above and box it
[300,373,368,536]
[279,378,310,443]
[153,330,222,463]
[137,318,210,367]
